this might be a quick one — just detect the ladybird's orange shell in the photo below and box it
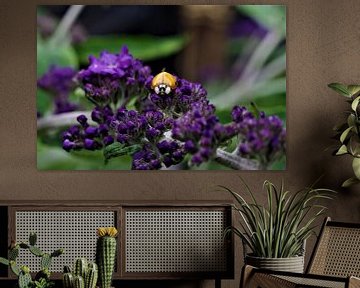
[151,72,177,89]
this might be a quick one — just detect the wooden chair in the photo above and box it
[241,217,360,288]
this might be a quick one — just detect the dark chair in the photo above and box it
[241,217,360,288]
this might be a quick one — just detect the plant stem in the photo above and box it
[49,5,85,46]
[37,111,93,130]
[215,149,260,170]
[212,31,284,109]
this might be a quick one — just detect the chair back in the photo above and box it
[307,217,360,277]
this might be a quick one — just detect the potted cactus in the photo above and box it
[63,258,98,288]
[0,232,63,288]
[96,227,118,288]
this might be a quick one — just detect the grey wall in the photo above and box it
[0,1,360,287]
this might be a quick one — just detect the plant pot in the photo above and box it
[245,254,305,273]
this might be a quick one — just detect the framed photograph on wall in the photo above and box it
[36,5,286,170]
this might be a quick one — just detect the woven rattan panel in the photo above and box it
[15,211,115,272]
[125,210,227,273]
[277,275,345,288]
[309,226,360,277]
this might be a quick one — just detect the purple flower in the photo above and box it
[110,108,147,145]
[232,106,286,165]
[132,144,162,170]
[77,46,151,104]
[37,65,78,114]
[172,101,237,165]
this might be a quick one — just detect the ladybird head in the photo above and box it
[154,84,172,95]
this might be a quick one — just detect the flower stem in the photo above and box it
[49,5,85,47]
[37,111,93,130]
[215,149,260,170]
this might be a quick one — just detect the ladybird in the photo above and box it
[151,71,177,95]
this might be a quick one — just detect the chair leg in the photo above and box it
[240,265,255,288]
[240,265,296,288]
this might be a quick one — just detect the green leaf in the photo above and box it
[347,114,356,128]
[75,34,186,63]
[340,126,353,143]
[328,83,351,97]
[237,5,286,37]
[0,257,9,266]
[37,36,78,77]
[352,157,360,180]
[352,96,360,111]
[336,145,348,155]
[342,177,360,187]
[348,135,360,156]
[10,261,20,276]
[104,142,141,163]
[348,85,360,96]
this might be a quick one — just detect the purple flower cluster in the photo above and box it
[77,46,151,105]
[132,140,186,170]
[110,109,147,145]
[58,47,286,170]
[232,106,286,165]
[37,66,78,114]
[131,140,185,170]
[63,115,104,152]
[150,78,207,114]
[172,101,237,165]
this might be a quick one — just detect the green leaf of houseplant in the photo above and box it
[340,126,353,143]
[75,34,186,63]
[347,85,360,96]
[328,83,351,97]
[351,96,360,111]
[336,145,348,155]
[352,157,360,180]
[342,177,360,188]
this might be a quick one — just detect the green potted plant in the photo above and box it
[222,179,334,273]
[0,232,64,288]
[328,83,360,187]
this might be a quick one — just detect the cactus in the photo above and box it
[29,245,44,257]
[29,232,37,246]
[18,269,32,288]
[0,232,64,288]
[85,263,98,288]
[63,260,98,288]
[96,227,118,288]
[63,271,74,288]
[10,260,20,276]
[41,253,52,270]
[9,246,19,260]
[51,248,64,257]
[74,258,88,279]
[0,257,9,266]
[74,275,85,288]
[35,268,50,282]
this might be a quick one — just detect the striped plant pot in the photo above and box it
[245,254,305,273]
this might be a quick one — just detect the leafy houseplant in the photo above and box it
[222,179,334,272]
[0,232,64,288]
[328,83,360,187]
